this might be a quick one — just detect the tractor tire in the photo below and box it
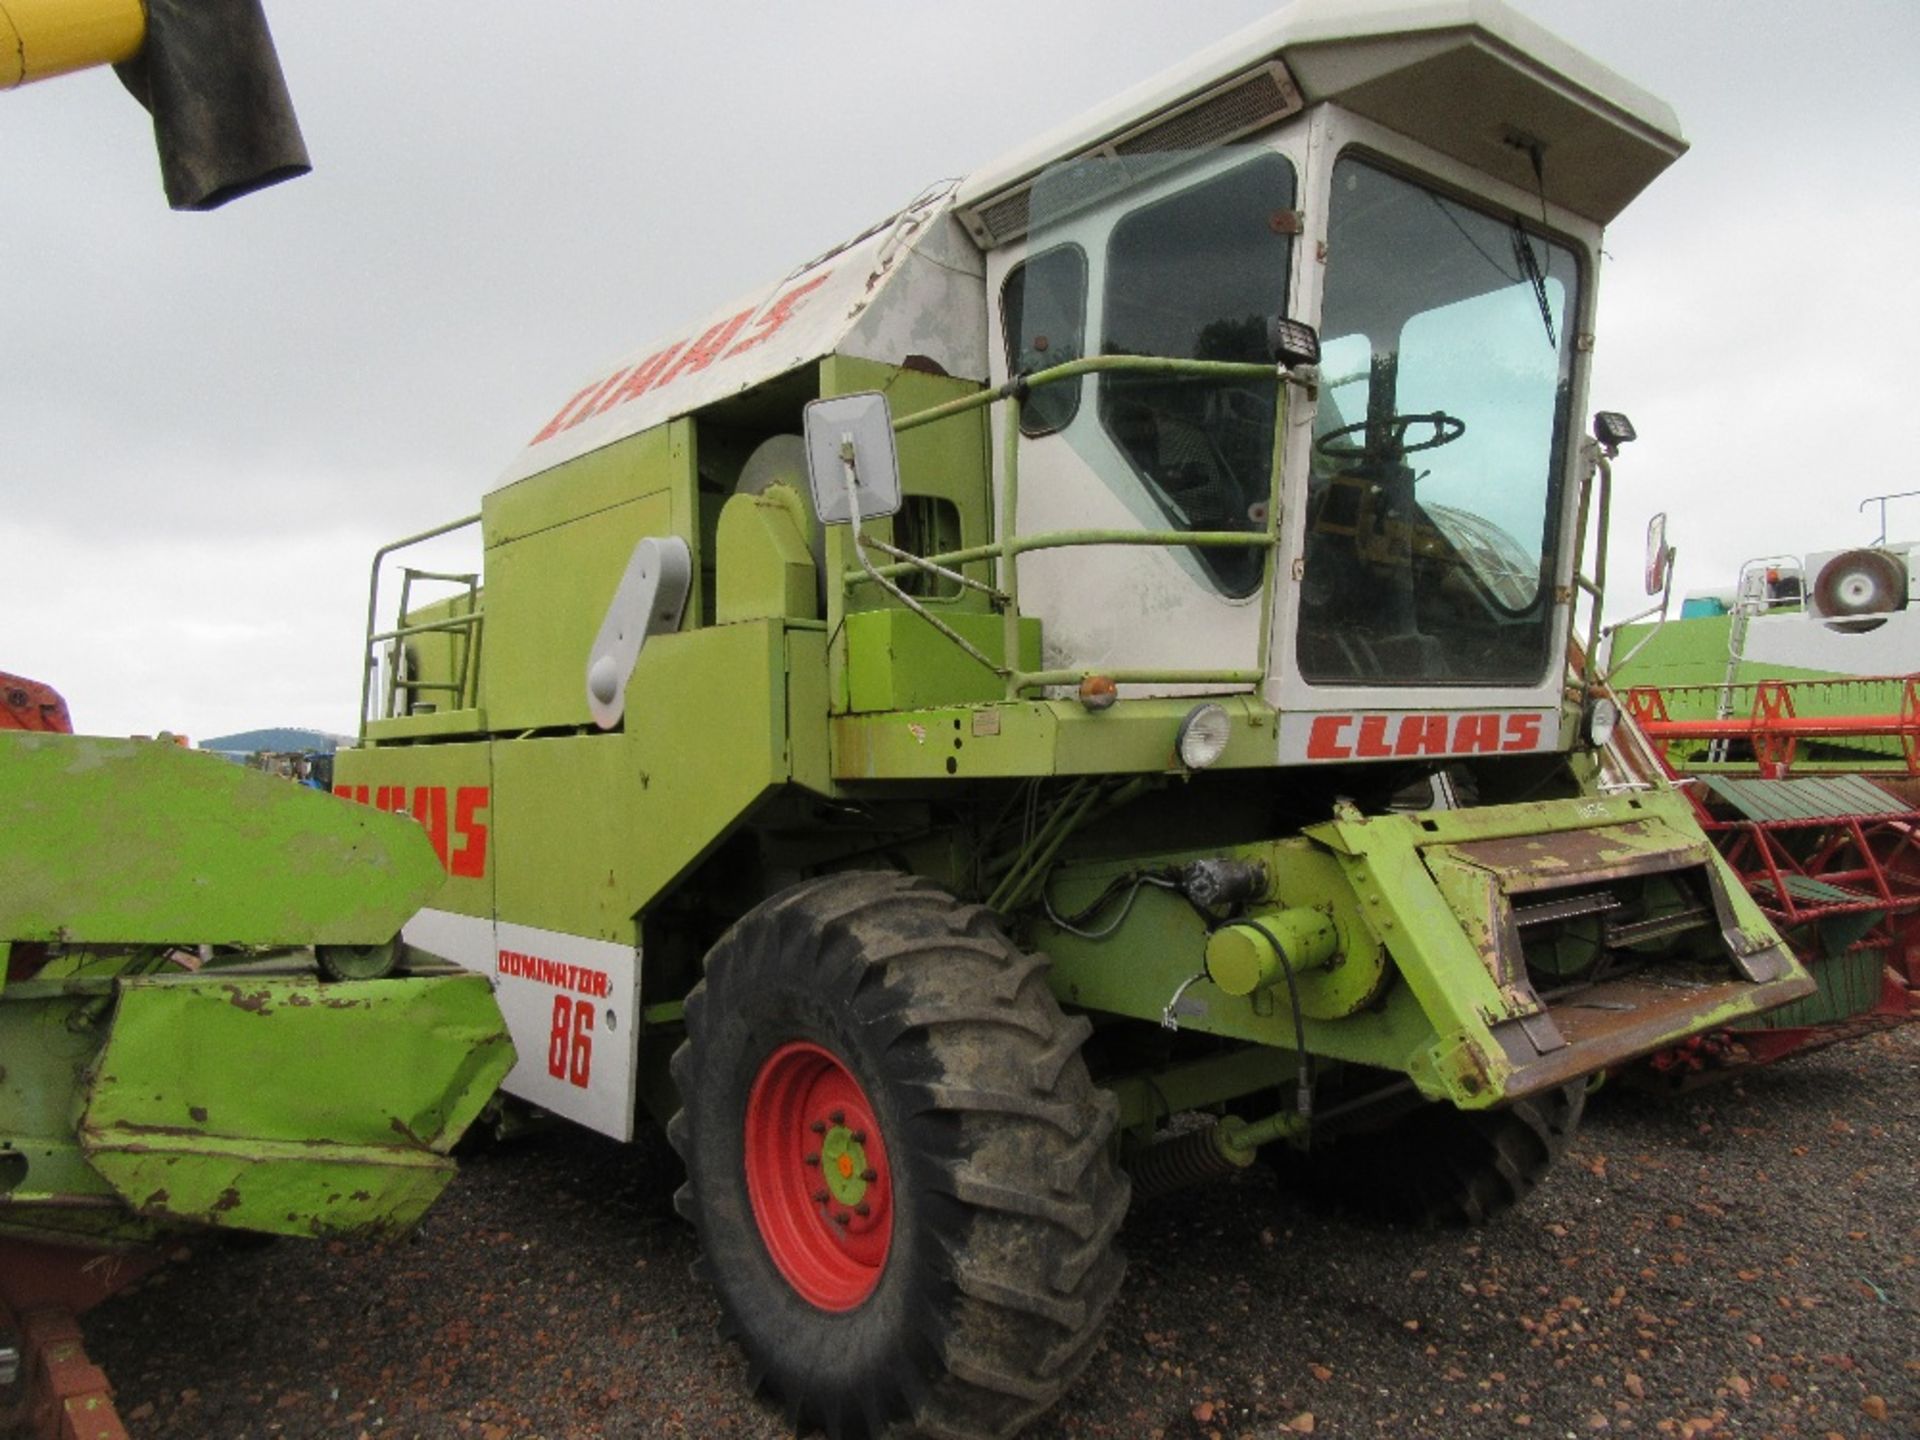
[1293,1083,1585,1227]
[668,872,1128,1440]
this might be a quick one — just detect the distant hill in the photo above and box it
[199,727,348,756]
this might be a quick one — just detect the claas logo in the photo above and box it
[335,784,489,878]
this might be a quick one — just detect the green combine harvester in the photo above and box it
[331,3,1816,1435]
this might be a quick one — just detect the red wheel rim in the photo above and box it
[744,1040,895,1311]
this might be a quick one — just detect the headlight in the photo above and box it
[1587,697,1620,748]
[1175,703,1232,770]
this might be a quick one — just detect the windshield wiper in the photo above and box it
[1511,221,1557,350]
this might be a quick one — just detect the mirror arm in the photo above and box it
[1597,543,1677,685]
[840,437,1006,678]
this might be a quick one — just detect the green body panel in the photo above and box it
[716,487,818,625]
[330,739,494,920]
[80,968,511,1238]
[0,733,445,947]
[492,733,646,941]
[832,695,1273,782]
[342,618,804,928]
[485,487,678,733]
[0,742,515,1248]
[1609,615,1821,690]
[0,966,511,1246]
[844,610,1041,714]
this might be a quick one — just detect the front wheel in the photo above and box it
[669,872,1129,1439]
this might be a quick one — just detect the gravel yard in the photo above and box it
[86,1026,1918,1440]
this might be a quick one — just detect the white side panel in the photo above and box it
[403,907,496,975]
[493,922,642,1142]
[401,907,642,1142]
[1740,612,1920,676]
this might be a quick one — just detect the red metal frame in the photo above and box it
[1624,675,1920,780]
[1619,676,1920,1078]
[0,1242,158,1440]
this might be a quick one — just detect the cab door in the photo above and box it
[983,145,1304,693]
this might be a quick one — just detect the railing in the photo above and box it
[357,514,483,739]
[848,354,1299,700]
[1859,489,1920,548]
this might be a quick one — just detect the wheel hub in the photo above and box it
[744,1041,893,1311]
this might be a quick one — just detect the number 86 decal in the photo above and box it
[548,994,595,1088]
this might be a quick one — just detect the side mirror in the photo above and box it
[1644,512,1670,596]
[1268,316,1321,369]
[803,392,903,525]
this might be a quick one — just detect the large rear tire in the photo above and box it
[1293,1083,1585,1226]
[669,872,1128,1439]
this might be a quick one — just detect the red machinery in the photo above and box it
[1620,676,1920,1078]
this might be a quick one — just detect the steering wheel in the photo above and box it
[1316,411,1465,461]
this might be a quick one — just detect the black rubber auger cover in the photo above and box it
[116,0,310,211]
[669,872,1130,1440]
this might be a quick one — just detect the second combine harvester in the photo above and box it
[342,3,1810,1436]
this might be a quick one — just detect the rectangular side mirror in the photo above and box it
[1644,512,1670,596]
[803,392,903,525]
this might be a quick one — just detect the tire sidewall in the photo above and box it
[681,897,964,1406]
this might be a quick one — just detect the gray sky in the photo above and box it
[5,1,1917,740]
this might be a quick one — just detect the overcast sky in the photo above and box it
[4,1,1916,741]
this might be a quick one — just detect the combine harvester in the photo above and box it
[339,3,1812,1435]
[4,9,513,1438]
[1606,499,1920,1079]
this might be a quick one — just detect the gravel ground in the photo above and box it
[83,1025,1918,1440]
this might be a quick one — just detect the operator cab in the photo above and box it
[961,0,1683,757]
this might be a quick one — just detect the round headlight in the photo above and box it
[1587,697,1620,748]
[1176,703,1232,770]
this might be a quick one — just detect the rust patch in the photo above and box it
[225,988,271,1014]
[210,1186,244,1213]
[188,1106,208,1124]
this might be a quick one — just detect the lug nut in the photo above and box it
[829,1109,846,1125]
[861,1168,878,1182]
[809,1120,827,1134]
[813,1190,830,1205]
[831,1212,850,1228]
[850,1130,867,1144]
[803,1154,820,1167]
[854,1202,870,1217]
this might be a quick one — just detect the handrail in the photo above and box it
[1858,489,1920,547]
[852,352,1299,700]
[358,513,481,739]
